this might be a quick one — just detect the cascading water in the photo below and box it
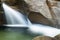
[2,3,60,37]
[2,3,31,25]
[28,24,60,37]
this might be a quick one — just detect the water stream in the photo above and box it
[2,3,31,25]
[2,3,60,37]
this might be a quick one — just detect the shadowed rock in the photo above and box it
[54,34,60,40]
[28,12,54,26]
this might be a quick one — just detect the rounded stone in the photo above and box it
[32,36,57,40]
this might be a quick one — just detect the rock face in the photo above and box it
[1,0,16,5]
[24,0,60,28]
[54,34,60,40]
[28,12,54,26]
[24,0,52,20]
[48,0,60,28]
[0,0,6,25]
[32,36,57,40]
[24,0,55,26]
[1,0,60,27]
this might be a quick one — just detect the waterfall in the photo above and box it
[2,3,60,37]
[2,3,31,25]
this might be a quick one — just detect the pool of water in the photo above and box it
[0,28,33,40]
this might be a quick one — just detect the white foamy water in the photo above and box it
[2,3,60,37]
[28,24,60,37]
[2,3,31,25]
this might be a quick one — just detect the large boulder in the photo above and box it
[24,0,52,20]
[24,0,59,27]
[54,34,60,40]
[28,12,54,26]
[32,36,57,40]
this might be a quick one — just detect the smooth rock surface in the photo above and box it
[32,36,57,40]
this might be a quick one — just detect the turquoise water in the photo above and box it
[0,29,33,40]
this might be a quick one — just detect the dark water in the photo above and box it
[0,27,33,40]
